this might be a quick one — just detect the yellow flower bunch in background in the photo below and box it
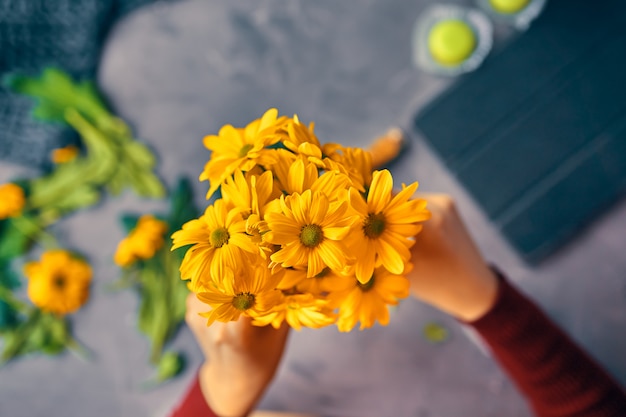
[24,250,92,316]
[172,108,430,332]
[50,145,80,164]
[114,215,168,267]
[0,183,26,219]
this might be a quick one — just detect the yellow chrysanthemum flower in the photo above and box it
[200,108,287,199]
[171,199,257,288]
[24,250,92,315]
[276,114,325,166]
[114,215,168,267]
[265,189,357,278]
[272,158,352,201]
[348,169,430,283]
[0,183,26,219]
[195,263,283,325]
[322,144,373,192]
[221,170,279,219]
[252,292,336,330]
[280,114,322,150]
[50,145,79,164]
[333,266,410,332]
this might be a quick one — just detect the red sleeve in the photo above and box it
[169,372,219,417]
[468,273,626,417]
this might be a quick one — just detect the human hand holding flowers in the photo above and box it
[186,293,289,417]
[406,194,498,322]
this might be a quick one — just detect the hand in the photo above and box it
[406,194,499,322]
[186,293,290,417]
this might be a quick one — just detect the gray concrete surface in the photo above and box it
[1,1,625,416]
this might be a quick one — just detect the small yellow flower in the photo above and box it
[348,170,430,283]
[265,189,357,278]
[24,250,92,315]
[0,183,26,219]
[322,145,373,192]
[200,108,287,199]
[333,266,410,332]
[114,215,168,267]
[272,158,352,199]
[50,145,79,164]
[280,114,322,151]
[220,170,279,219]
[195,263,283,325]
[171,199,257,288]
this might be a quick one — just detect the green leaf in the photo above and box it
[3,67,110,128]
[1,309,39,363]
[28,109,120,215]
[0,263,21,331]
[106,139,166,198]
[0,217,38,260]
[40,314,69,355]
[156,351,185,382]
[137,268,157,337]
[120,214,140,234]
[169,178,198,232]
[0,300,19,331]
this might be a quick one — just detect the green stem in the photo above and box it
[0,285,28,311]
[66,337,93,362]
[11,216,58,250]
[0,308,40,364]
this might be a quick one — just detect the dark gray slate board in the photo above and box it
[414,0,626,262]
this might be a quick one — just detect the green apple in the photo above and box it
[489,0,530,14]
[428,20,476,66]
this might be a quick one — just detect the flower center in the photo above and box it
[210,227,230,248]
[239,144,254,158]
[357,276,375,292]
[363,212,386,238]
[232,292,255,311]
[53,276,66,290]
[300,224,324,248]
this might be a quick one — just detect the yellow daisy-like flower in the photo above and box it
[24,250,92,315]
[280,114,322,150]
[195,263,283,326]
[0,183,26,219]
[200,108,287,199]
[220,170,279,219]
[272,156,318,195]
[114,215,169,267]
[348,169,430,283]
[50,145,79,164]
[333,266,410,332]
[252,293,337,330]
[171,199,257,289]
[279,115,325,167]
[265,189,357,278]
[272,158,353,201]
[323,144,373,192]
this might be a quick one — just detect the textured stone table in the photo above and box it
[1,1,625,416]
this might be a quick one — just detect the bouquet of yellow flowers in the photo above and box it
[172,109,430,332]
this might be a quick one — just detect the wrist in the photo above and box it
[198,361,254,417]
[445,265,499,322]
[411,262,499,322]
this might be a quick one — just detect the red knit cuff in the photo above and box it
[169,371,219,417]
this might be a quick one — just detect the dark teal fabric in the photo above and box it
[0,0,165,167]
